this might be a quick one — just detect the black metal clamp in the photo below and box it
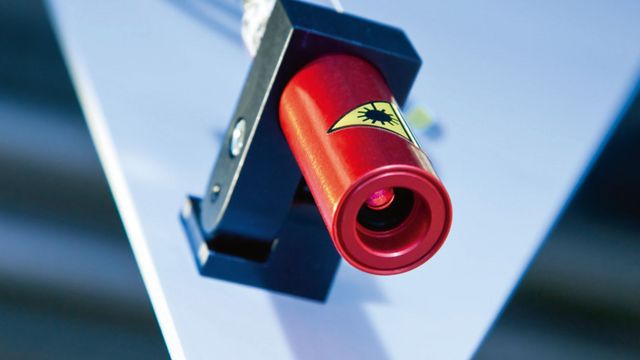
[181,0,421,301]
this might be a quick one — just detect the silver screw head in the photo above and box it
[210,183,221,202]
[229,119,246,158]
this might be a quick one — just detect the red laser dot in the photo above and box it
[365,188,395,210]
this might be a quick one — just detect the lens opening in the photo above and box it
[357,188,414,232]
[355,187,431,255]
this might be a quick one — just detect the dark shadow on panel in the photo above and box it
[271,265,390,360]
[474,78,640,359]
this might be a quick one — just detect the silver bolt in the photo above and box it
[229,119,246,158]
[210,183,221,202]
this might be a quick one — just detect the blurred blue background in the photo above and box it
[0,0,638,359]
[0,1,169,358]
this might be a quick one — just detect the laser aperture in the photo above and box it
[365,187,396,210]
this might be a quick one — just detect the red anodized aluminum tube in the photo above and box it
[279,54,452,275]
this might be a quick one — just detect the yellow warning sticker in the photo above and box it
[327,101,419,146]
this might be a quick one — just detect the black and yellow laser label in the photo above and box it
[327,101,418,146]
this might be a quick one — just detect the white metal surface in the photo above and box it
[47,0,640,359]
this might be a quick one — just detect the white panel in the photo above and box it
[46,0,640,359]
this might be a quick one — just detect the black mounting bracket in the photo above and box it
[181,0,421,301]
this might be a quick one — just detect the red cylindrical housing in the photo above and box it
[279,54,452,275]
